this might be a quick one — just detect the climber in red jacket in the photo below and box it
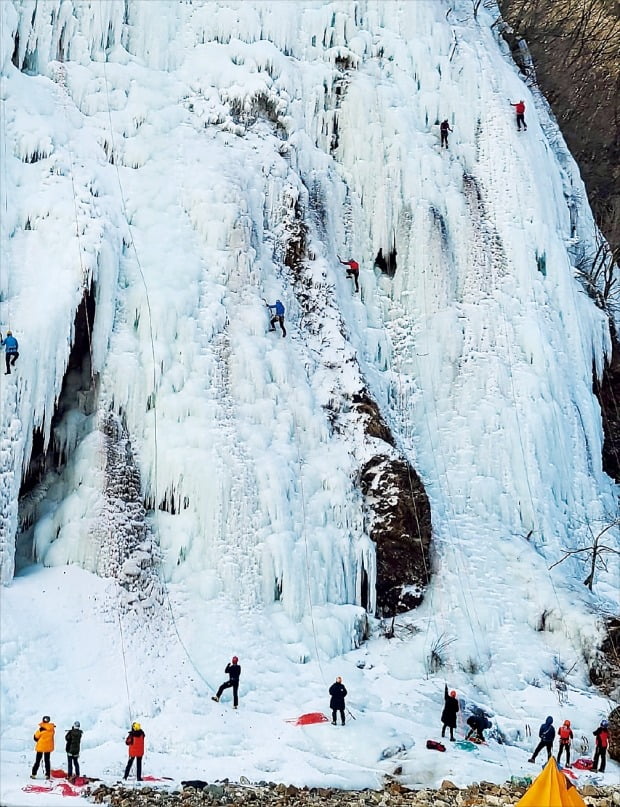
[510,100,527,131]
[124,722,145,781]
[338,256,360,292]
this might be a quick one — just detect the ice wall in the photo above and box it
[0,0,617,668]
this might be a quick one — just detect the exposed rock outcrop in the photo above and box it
[85,778,620,807]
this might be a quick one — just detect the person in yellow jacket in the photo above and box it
[31,716,55,779]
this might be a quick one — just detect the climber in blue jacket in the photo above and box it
[528,716,555,762]
[1,331,19,374]
[267,300,286,337]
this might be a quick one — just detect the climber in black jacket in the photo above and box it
[329,677,348,726]
[212,656,241,708]
[441,685,459,741]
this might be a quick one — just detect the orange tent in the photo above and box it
[516,758,586,807]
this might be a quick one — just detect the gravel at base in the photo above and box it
[86,778,620,807]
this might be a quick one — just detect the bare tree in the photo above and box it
[575,232,619,315]
[549,516,620,591]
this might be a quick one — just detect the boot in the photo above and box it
[211,695,219,702]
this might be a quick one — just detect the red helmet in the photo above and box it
[450,690,457,698]
[232,656,239,663]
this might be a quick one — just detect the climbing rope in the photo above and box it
[53,60,137,724]
[292,413,327,685]
[96,11,215,694]
[391,349,445,669]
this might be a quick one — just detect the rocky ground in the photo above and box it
[86,779,620,807]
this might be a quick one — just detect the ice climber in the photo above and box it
[440,119,452,148]
[592,719,610,773]
[528,715,555,763]
[31,715,55,780]
[65,721,83,779]
[465,714,491,742]
[124,722,145,781]
[556,719,573,767]
[510,100,527,131]
[329,676,348,726]
[338,256,360,292]
[1,330,19,374]
[267,300,286,337]
[440,684,459,741]
[212,656,241,708]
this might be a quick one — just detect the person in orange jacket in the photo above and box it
[31,715,55,779]
[123,722,145,781]
[556,719,574,766]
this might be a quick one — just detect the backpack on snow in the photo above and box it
[426,739,446,752]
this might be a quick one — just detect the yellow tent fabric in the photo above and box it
[516,758,586,807]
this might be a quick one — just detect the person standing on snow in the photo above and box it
[212,656,241,708]
[31,715,55,779]
[1,331,19,374]
[338,256,360,292]
[592,719,610,773]
[267,300,287,337]
[440,119,452,148]
[441,684,459,741]
[124,722,145,781]
[65,721,83,779]
[528,715,555,762]
[556,719,573,767]
[510,100,527,131]
[329,676,348,726]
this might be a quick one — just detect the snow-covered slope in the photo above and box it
[1,1,618,801]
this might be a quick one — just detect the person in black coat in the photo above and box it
[465,714,491,742]
[528,716,555,762]
[212,656,241,708]
[65,721,83,779]
[329,676,347,726]
[441,685,459,741]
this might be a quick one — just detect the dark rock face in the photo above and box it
[498,0,620,259]
[609,704,620,763]
[352,392,394,446]
[589,617,620,700]
[350,391,432,617]
[361,455,432,617]
[594,330,620,483]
